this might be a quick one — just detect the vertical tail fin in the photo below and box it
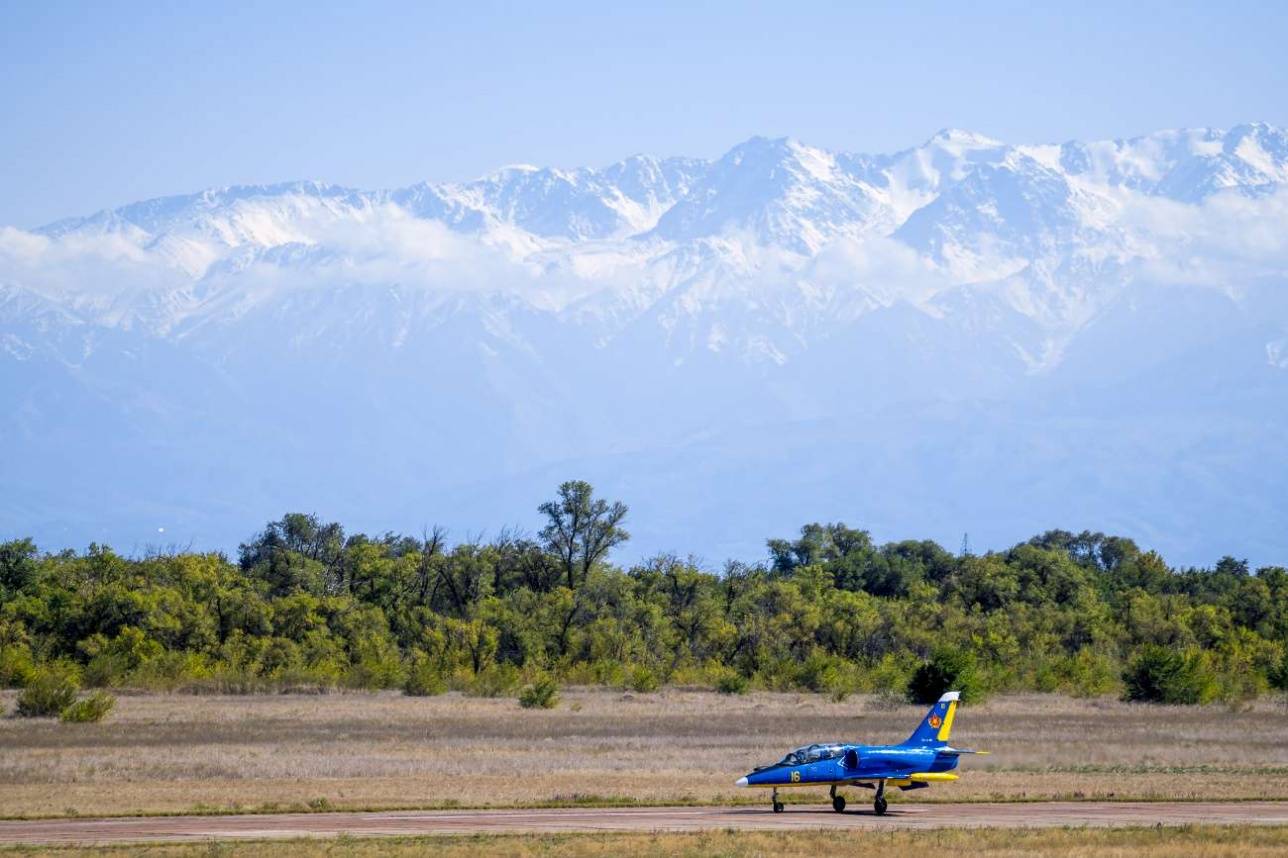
[903,691,959,746]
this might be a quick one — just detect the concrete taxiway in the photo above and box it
[1,801,1285,846]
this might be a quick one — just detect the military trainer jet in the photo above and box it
[735,691,984,815]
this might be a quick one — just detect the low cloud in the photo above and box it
[0,225,185,299]
[4,187,1288,335]
[806,235,952,304]
[1121,187,1288,286]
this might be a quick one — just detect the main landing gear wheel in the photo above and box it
[832,795,846,813]
[873,781,888,816]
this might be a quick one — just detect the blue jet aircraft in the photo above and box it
[735,691,984,815]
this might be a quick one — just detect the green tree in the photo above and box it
[239,513,346,596]
[1122,645,1217,704]
[0,539,38,596]
[768,523,873,575]
[907,648,982,704]
[3,503,1286,706]
[539,481,629,590]
[1270,649,1288,694]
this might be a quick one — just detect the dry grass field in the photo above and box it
[1,690,1286,818]
[6,827,1288,857]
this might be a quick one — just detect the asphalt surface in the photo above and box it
[2,801,1286,846]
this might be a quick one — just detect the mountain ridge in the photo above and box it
[36,122,1287,238]
[3,124,1287,566]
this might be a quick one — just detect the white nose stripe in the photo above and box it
[735,776,749,787]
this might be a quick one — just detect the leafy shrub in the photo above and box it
[1271,650,1288,693]
[754,657,802,692]
[0,644,36,688]
[797,650,837,693]
[16,664,80,717]
[1211,633,1275,704]
[126,652,215,692]
[826,674,858,703]
[1042,648,1120,698]
[590,658,626,686]
[863,652,915,696]
[180,663,274,695]
[906,648,982,704]
[1122,645,1218,704]
[83,653,130,688]
[518,673,560,709]
[79,627,162,687]
[469,663,521,697]
[798,651,860,701]
[59,691,116,723]
[625,665,659,693]
[403,657,447,696]
[343,655,405,690]
[715,669,748,695]
[283,663,345,692]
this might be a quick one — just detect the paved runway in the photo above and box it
[2,801,1286,846]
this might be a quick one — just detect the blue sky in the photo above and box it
[2,0,1286,227]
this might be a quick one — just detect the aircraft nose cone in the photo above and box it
[735,776,749,788]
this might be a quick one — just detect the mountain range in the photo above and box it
[3,124,1287,566]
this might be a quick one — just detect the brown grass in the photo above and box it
[1,690,1286,818]
[6,826,1288,857]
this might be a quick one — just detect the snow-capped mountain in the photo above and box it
[4,125,1288,566]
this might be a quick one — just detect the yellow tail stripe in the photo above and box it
[936,700,956,741]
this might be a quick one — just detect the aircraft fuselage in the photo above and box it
[740,743,960,788]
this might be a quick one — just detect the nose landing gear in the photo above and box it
[771,788,784,813]
[829,785,846,813]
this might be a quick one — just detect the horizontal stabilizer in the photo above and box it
[937,747,989,755]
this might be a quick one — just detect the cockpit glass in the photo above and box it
[773,743,844,767]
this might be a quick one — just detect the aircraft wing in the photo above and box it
[843,770,961,783]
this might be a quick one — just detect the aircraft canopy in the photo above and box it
[775,743,846,766]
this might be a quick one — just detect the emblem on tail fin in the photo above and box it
[903,690,961,746]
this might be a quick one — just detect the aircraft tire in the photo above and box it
[832,795,846,813]
[874,796,888,816]
[772,801,784,813]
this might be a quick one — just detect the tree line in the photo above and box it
[3,480,1287,709]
